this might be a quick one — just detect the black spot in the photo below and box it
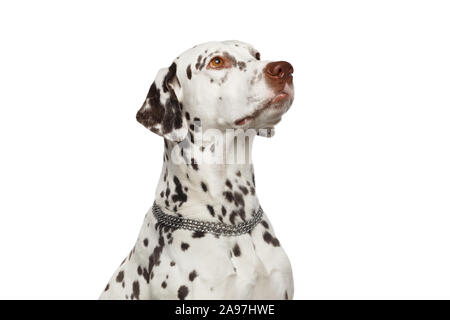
[186,64,192,79]
[181,242,190,251]
[143,238,148,247]
[199,56,207,70]
[132,281,140,299]
[146,236,164,283]
[201,182,208,192]
[263,231,280,247]
[263,231,273,244]
[229,211,238,225]
[232,244,241,257]
[237,208,246,220]
[237,61,246,70]
[104,284,109,291]
[272,237,280,247]
[162,281,167,288]
[178,285,189,300]
[195,55,203,70]
[170,261,176,267]
[223,191,234,202]
[206,205,215,217]
[116,271,124,283]
[192,231,205,238]
[255,52,261,60]
[172,176,187,204]
[189,270,198,281]
[225,179,233,189]
[234,192,245,207]
[191,158,199,170]
[142,268,150,282]
[185,112,191,121]
[137,266,142,275]
[239,185,248,195]
[285,290,289,300]
[236,171,242,177]
[221,206,227,216]
[261,220,269,229]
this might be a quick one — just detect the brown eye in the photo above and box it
[209,56,224,68]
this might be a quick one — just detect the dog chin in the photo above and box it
[270,97,293,112]
[234,108,285,130]
[234,95,292,128]
[254,111,284,128]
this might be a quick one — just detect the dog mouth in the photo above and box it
[271,92,289,104]
[234,92,291,126]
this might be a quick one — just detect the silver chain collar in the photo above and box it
[152,202,264,237]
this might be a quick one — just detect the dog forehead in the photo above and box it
[175,41,258,66]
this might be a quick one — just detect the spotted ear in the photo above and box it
[136,63,188,142]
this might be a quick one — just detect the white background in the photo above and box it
[0,0,449,299]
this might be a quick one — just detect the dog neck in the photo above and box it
[154,129,259,226]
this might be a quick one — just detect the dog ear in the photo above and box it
[136,63,188,142]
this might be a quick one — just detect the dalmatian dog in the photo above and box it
[100,40,295,300]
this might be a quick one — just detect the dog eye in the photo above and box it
[209,56,225,69]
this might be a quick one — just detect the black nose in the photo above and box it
[265,61,294,79]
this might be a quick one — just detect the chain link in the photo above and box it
[152,202,263,237]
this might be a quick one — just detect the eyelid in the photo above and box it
[211,56,223,63]
[207,56,229,69]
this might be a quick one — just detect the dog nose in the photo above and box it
[265,61,294,80]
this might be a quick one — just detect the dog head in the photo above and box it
[137,40,294,141]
